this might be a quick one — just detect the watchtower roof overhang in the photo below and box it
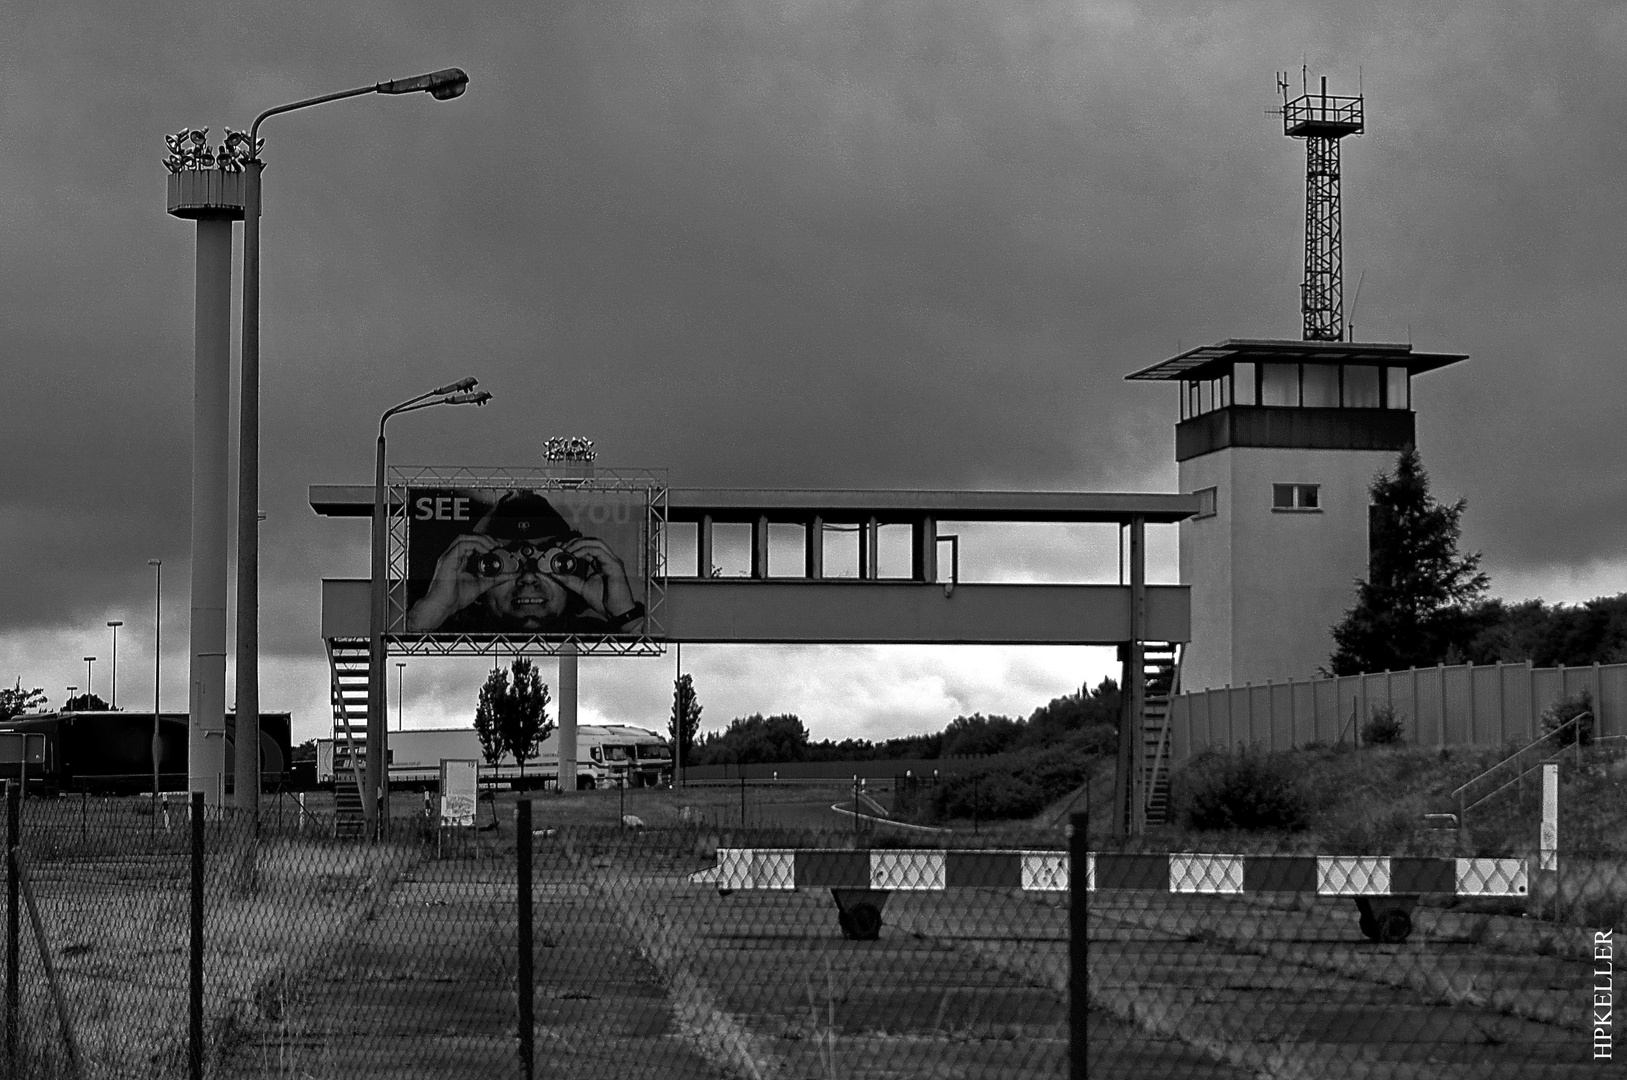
[1124,339,1468,383]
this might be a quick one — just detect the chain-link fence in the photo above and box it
[2,786,1619,1078]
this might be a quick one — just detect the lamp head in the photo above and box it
[432,376,478,395]
[377,68,469,100]
[444,390,492,406]
[108,621,123,628]
[148,559,161,567]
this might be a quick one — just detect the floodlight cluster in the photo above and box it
[543,436,597,463]
[164,128,262,173]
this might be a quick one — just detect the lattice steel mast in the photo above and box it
[1276,71,1364,341]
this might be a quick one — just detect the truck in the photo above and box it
[316,724,671,790]
[0,710,292,795]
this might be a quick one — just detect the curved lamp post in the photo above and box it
[235,67,469,822]
[368,381,492,837]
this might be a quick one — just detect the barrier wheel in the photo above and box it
[845,902,882,941]
[1376,909,1412,944]
[1358,912,1378,940]
[577,776,596,791]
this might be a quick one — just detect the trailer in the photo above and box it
[0,710,292,795]
[317,724,671,790]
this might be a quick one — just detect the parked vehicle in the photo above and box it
[0,710,292,795]
[316,724,671,790]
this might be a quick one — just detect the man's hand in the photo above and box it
[554,536,636,622]
[405,534,509,631]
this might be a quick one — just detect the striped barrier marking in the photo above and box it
[709,851,1529,897]
[1171,853,1245,894]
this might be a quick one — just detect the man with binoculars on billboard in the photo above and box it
[405,490,644,634]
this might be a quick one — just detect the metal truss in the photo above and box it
[1301,135,1344,341]
[382,465,669,659]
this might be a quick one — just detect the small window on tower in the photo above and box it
[1272,484,1321,511]
[1193,486,1217,519]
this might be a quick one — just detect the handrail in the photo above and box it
[1142,643,1182,828]
[1452,711,1589,817]
[326,641,368,802]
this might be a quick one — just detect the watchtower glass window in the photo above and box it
[1182,360,1412,416]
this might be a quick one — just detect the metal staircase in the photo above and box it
[326,639,370,838]
[1139,643,1181,827]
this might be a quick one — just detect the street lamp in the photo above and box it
[396,663,406,731]
[368,380,491,837]
[66,686,76,711]
[234,66,469,823]
[107,621,123,709]
[83,657,95,702]
[149,560,163,803]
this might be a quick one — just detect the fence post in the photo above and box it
[516,799,533,1080]
[6,781,17,1075]
[1070,809,1088,1079]
[190,791,204,1080]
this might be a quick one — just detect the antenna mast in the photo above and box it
[1274,71,1364,341]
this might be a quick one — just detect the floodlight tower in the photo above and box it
[1276,71,1363,341]
[545,436,596,796]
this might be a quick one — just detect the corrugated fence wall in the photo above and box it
[1169,660,1627,764]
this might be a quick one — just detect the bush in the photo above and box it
[1542,689,1594,747]
[1361,705,1405,746]
[922,749,1094,822]
[1179,750,1312,832]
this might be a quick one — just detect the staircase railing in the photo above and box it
[1449,711,1590,825]
[1137,643,1182,831]
[326,641,368,804]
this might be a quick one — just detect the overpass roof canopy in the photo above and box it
[309,485,1199,525]
[1125,338,1468,383]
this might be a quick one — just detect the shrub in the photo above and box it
[1542,689,1594,747]
[1361,705,1405,746]
[1180,750,1312,832]
[923,750,1093,822]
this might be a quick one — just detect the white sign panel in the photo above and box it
[440,758,479,828]
[1539,763,1557,872]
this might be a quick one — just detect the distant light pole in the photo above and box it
[65,686,77,712]
[368,381,491,836]
[83,657,95,702]
[236,66,470,826]
[107,621,124,709]
[149,560,163,801]
[396,663,406,732]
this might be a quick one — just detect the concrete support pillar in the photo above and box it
[805,516,823,579]
[751,515,768,579]
[697,515,713,578]
[911,516,937,582]
[557,643,578,793]
[859,517,879,580]
[188,218,233,808]
[1113,516,1147,838]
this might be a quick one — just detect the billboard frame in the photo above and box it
[385,465,668,658]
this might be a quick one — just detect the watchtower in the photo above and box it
[1125,74,1467,691]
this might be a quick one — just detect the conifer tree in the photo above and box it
[1328,448,1488,675]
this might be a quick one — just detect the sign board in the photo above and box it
[439,759,479,828]
[403,487,650,638]
[0,733,46,765]
[1539,763,1557,872]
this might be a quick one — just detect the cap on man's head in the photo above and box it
[475,491,576,542]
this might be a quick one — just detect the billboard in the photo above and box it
[402,487,651,638]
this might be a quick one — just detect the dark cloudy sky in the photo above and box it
[3,1,1622,743]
